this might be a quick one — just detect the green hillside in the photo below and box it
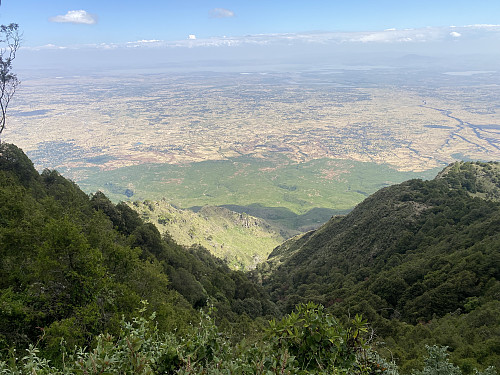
[436,161,500,200]
[129,200,287,270]
[77,155,439,217]
[257,161,500,372]
[0,143,413,374]
[0,143,275,360]
[1,144,498,374]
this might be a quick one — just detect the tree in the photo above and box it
[0,23,20,140]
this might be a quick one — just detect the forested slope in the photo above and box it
[1,143,498,374]
[0,143,275,360]
[258,161,500,371]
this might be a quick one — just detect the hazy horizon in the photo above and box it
[15,24,500,76]
[1,0,498,75]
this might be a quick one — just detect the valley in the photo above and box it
[3,1,500,372]
[78,155,437,215]
[1,143,499,373]
[6,67,498,272]
[7,68,500,213]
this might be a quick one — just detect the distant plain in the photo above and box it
[7,66,500,218]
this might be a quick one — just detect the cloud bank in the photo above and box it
[25,24,500,51]
[18,24,500,74]
[49,10,98,25]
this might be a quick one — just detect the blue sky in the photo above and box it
[2,0,500,73]
[2,0,500,47]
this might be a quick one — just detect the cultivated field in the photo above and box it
[7,67,500,212]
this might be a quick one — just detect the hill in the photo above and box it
[129,200,287,270]
[0,143,419,374]
[0,143,276,360]
[257,161,500,372]
[1,144,499,373]
[436,161,500,201]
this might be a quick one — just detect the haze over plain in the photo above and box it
[2,0,499,212]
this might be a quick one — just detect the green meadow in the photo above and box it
[78,155,440,216]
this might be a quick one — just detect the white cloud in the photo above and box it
[465,24,500,28]
[49,10,97,25]
[127,39,162,44]
[125,39,164,48]
[355,32,395,43]
[209,8,235,18]
[27,25,500,52]
[22,43,68,51]
[346,27,449,43]
[98,43,118,50]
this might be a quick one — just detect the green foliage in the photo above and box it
[266,302,373,373]
[412,346,497,375]
[258,162,500,372]
[70,302,177,375]
[412,346,462,375]
[0,143,274,363]
[438,162,500,201]
[0,302,399,375]
[0,143,42,190]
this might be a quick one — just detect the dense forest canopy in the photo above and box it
[257,161,500,372]
[0,143,274,356]
[0,143,499,374]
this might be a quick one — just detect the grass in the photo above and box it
[78,155,441,268]
[131,201,286,270]
[78,155,440,215]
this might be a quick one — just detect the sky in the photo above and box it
[1,0,500,72]
[3,0,500,46]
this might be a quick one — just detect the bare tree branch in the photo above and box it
[0,23,21,141]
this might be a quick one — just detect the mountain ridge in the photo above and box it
[256,161,500,370]
[0,143,276,359]
[1,143,499,372]
[128,199,287,270]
